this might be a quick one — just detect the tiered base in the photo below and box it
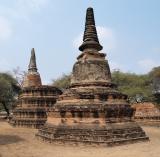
[135,119,160,127]
[10,108,47,129]
[10,119,46,129]
[36,122,149,146]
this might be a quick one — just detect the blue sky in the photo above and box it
[0,0,160,84]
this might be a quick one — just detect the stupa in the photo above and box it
[153,77,160,104]
[133,102,160,125]
[132,78,160,125]
[37,7,149,145]
[11,48,62,128]
[132,77,160,125]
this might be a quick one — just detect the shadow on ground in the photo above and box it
[0,135,25,145]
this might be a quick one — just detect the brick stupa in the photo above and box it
[11,48,62,128]
[132,77,160,126]
[133,102,160,125]
[37,8,149,145]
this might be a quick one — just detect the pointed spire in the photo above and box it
[28,48,37,73]
[79,7,103,51]
[23,48,42,87]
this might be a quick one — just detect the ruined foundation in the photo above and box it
[133,102,160,126]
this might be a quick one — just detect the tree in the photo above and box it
[149,66,160,104]
[52,74,71,90]
[112,70,152,103]
[51,68,160,104]
[149,66,160,78]
[0,73,21,116]
[13,66,26,87]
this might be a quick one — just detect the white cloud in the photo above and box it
[73,33,83,49]
[152,47,160,53]
[0,58,11,72]
[73,26,115,50]
[138,59,159,73]
[0,0,50,41]
[109,61,129,73]
[0,16,12,41]
[11,0,49,21]
[97,26,115,50]
[0,0,50,22]
[17,0,49,11]
[109,61,123,71]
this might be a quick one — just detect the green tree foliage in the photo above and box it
[0,73,21,116]
[52,74,71,90]
[52,66,160,104]
[149,66,160,104]
[112,70,152,103]
[149,66,160,78]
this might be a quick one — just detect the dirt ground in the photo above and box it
[0,122,160,157]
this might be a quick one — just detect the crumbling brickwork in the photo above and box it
[11,49,62,128]
[132,102,160,126]
[36,7,149,145]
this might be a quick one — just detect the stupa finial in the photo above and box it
[23,48,42,87]
[79,7,103,51]
[28,48,37,73]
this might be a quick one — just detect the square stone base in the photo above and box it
[36,122,149,146]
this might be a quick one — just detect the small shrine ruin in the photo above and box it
[133,102,160,126]
[11,48,62,128]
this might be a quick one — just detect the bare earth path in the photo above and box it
[0,122,160,157]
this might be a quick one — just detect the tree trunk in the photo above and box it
[2,102,10,116]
